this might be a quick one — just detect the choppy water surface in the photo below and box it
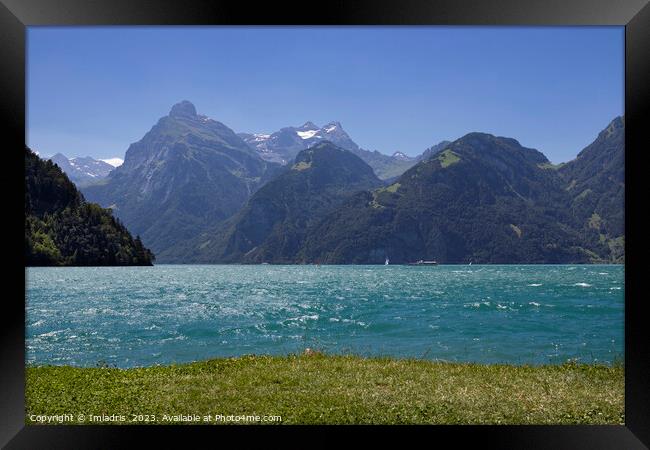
[26,265,623,367]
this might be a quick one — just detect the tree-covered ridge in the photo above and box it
[298,133,595,264]
[25,147,154,266]
[559,116,624,263]
[301,125,626,265]
[25,150,82,217]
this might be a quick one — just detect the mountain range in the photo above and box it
[57,107,436,190]
[297,118,624,264]
[161,117,624,264]
[48,153,122,186]
[72,100,623,264]
[240,120,425,180]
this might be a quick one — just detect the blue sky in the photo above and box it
[27,26,623,163]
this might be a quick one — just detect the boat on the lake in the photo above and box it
[407,260,438,266]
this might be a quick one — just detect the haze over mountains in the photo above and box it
[51,102,442,189]
[47,153,122,186]
[58,100,623,264]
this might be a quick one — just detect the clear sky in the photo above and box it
[27,26,623,163]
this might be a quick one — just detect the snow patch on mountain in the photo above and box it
[100,158,124,167]
[297,130,319,140]
[391,151,412,160]
[198,115,214,123]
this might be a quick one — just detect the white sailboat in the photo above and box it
[385,257,390,265]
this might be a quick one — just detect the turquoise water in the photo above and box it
[26,265,624,368]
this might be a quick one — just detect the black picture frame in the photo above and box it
[2,0,648,447]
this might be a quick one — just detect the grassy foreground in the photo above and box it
[26,354,624,425]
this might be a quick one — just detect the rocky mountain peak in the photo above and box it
[169,100,198,119]
[299,121,319,131]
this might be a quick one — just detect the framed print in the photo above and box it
[2,0,649,447]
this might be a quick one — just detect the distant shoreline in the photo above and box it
[25,262,624,267]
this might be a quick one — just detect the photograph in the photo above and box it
[20,24,630,428]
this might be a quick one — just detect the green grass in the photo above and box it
[537,162,566,170]
[25,354,624,425]
[384,182,401,193]
[292,161,312,171]
[438,150,461,168]
[375,182,401,194]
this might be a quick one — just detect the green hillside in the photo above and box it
[25,147,154,266]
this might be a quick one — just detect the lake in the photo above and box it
[25,265,624,368]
